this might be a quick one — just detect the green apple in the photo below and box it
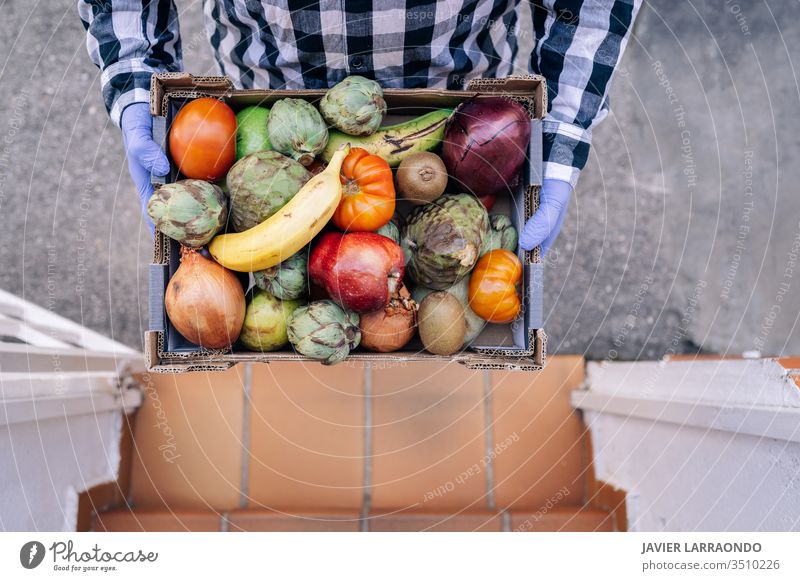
[239,289,304,352]
[235,106,271,159]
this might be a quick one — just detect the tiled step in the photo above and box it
[228,509,360,532]
[508,507,614,532]
[127,356,588,514]
[94,509,220,532]
[94,507,614,532]
[367,511,502,532]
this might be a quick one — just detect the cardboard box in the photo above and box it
[145,73,547,372]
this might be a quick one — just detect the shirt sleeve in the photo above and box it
[78,0,183,127]
[529,0,641,188]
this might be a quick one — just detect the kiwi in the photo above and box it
[395,152,448,205]
[418,291,466,356]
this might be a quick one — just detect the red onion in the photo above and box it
[442,97,531,197]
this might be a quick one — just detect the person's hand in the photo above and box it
[120,102,170,228]
[519,178,572,256]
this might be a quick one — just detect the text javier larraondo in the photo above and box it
[641,541,761,555]
[49,541,157,571]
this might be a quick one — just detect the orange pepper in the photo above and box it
[468,249,522,323]
[333,147,396,232]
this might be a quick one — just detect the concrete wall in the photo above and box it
[1,409,123,531]
[587,414,800,531]
[0,1,797,358]
[550,1,800,359]
[576,359,800,531]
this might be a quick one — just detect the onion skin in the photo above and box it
[442,97,531,197]
[359,286,417,352]
[165,247,246,349]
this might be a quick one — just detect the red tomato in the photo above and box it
[332,147,395,232]
[468,249,522,323]
[478,192,497,211]
[169,98,237,181]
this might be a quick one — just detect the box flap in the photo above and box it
[151,115,168,187]
[526,262,544,331]
[527,119,543,187]
[149,264,168,332]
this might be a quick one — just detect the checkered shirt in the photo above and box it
[79,0,640,187]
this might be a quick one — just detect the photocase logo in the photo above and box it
[20,541,45,569]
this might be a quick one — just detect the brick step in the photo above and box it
[94,507,615,532]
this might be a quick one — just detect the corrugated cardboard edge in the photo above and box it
[144,328,546,373]
[145,330,235,372]
[150,73,233,116]
[147,73,547,373]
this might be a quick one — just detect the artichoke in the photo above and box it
[401,193,489,290]
[481,214,519,256]
[287,300,361,365]
[226,151,311,231]
[147,179,227,247]
[240,290,304,352]
[267,98,329,165]
[320,75,387,136]
[413,278,486,344]
[375,217,401,245]
[253,251,308,300]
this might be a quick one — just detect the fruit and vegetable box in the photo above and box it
[144,73,547,373]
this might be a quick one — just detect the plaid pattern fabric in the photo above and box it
[79,0,640,187]
[532,0,640,186]
[78,0,182,127]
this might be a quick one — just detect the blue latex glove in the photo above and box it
[519,178,573,256]
[120,102,170,230]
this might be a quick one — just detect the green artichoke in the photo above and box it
[240,290,304,352]
[401,193,489,290]
[375,217,401,245]
[267,98,329,165]
[253,251,308,300]
[236,106,271,159]
[287,300,361,365]
[320,75,387,136]
[481,214,519,256]
[147,179,227,247]
[226,151,311,232]
[412,278,486,344]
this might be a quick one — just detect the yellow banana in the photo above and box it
[209,144,350,272]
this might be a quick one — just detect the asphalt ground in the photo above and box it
[1,1,797,359]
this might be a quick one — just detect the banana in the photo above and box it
[209,144,351,272]
[320,109,453,167]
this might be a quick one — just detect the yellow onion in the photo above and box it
[359,285,417,352]
[165,247,246,348]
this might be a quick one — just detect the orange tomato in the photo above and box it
[169,97,237,181]
[332,147,395,231]
[468,249,522,323]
